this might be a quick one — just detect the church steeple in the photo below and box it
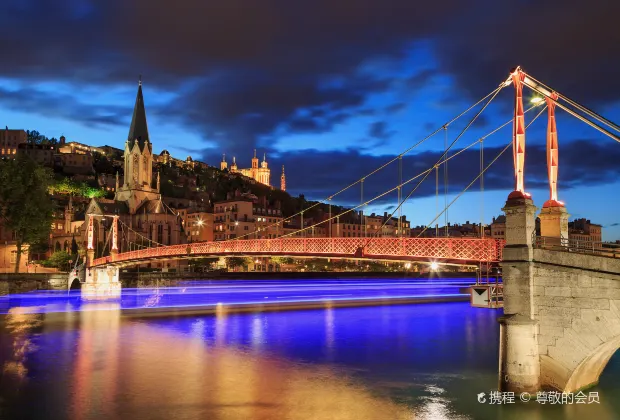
[127,76,150,152]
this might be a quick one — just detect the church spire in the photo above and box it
[280,165,286,192]
[127,76,150,152]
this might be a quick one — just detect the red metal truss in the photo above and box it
[91,237,506,267]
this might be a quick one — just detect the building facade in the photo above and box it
[0,127,26,157]
[220,150,287,190]
[213,193,283,241]
[568,218,603,244]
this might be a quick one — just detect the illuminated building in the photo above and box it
[213,192,283,240]
[221,150,279,188]
[0,127,26,157]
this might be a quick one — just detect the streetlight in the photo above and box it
[430,262,439,271]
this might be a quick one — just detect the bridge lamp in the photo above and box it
[430,262,439,271]
[530,96,544,105]
[405,262,411,269]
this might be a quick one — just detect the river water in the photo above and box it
[0,280,619,420]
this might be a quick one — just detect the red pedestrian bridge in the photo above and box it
[91,237,506,268]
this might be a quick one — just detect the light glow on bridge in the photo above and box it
[91,237,505,267]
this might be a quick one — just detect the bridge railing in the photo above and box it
[91,237,506,267]
[534,236,620,259]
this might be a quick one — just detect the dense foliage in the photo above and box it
[0,155,54,272]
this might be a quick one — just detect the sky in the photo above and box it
[1,1,619,240]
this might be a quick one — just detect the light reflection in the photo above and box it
[2,307,43,385]
[215,302,227,346]
[72,302,121,420]
[84,323,414,420]
[251,315,264,350]
[417,385,466,420]
[325,306,335,360]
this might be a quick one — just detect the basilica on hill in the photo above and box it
[220,151,286,191]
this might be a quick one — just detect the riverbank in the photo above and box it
[0,273,67,295]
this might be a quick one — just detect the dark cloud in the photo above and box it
[404,69,437,91]
[266,138,620,205]
[368,121,395,140]
[0,86,128,129]
[384,102,407,114]
[433,1,620,104]
[0,0,462,157]
[0,0,618,159]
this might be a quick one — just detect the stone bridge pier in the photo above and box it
[499,195,620,393]
[83,250,121,299]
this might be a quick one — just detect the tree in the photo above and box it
[0,155,54,272]
[42,250,73,270]
[26,130,57,145]
[270,256,294,265]
[70,236,78,255]
[226,257,250,271]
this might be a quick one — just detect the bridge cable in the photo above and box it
[480,137,484,238]
[444,125,449,237]
[277,137,486,238]
[435,164,439,237]
[398,155,402,237]
[361,178,364,237]
[416,104,548,238]
[524,73,620,134]
[360,83,506,249]
[227,85,504,241]
[276,101,545,240]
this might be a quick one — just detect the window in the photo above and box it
[244,226,249,231]
[157,224,163,244]
[10,251,17,263]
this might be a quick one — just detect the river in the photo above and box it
[0,278,618,420]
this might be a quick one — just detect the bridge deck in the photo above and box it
[92,237,505,267]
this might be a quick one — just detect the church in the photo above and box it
[220,151,286,191]
[80,79,186,256]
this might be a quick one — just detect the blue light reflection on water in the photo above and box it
[1,281,620,420]
[0,278,477,314]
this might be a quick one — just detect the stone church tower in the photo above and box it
[115,78,160,213]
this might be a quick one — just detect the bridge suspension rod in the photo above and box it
[362,82,505,248]
[229,85,505,242]
[280,102,545,240]
[416,103,548,237]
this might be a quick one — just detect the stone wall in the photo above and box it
[531,249,620,391]
[0,273,68,295]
